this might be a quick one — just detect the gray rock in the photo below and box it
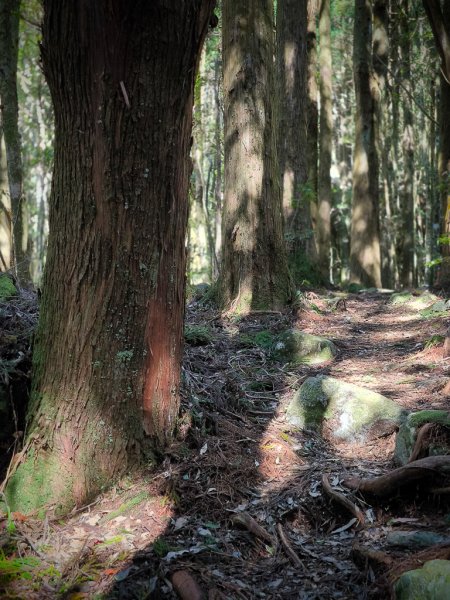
[386,531,450,549]
[273,330,336,366]
[286,375,405,442]
[394,559,450,600]
[394,410,450,466]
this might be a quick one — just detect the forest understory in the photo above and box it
[1,286,450,599]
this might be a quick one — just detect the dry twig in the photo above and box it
[322,474,365,525]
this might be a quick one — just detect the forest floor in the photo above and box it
[1,287,450,599]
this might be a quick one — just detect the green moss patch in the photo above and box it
[286,375,405,443]
[0,275,17,300]
[99,491,149,524]
[394,559,450,600]
[273,330,336,365]
[394,410,450,465]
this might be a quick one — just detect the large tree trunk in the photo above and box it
[350,0,382,288]
[5,0,214,514]
[219,0,293,313]
[317,0,332,283]
[276,0,318,285]
[0,0,31,285]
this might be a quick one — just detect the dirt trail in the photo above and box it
[1,290,449,599]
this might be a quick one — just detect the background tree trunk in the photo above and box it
[350,0,382,288]
[317,0,333,282]
[307,0,319,236]
[6,0,214,513]
[0,132,11,271]
[276,0,318,285]
[219,0,293,312]
[0,0,31,286]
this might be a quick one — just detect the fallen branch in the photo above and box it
[322,474,365,525]
[231,512,274,545]
[408,423,435,463]
[343,456,450,497]
[276,523,304,568]
[172,570,204,600]
[351,542,393,570]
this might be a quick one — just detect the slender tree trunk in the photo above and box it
[219,0,293,312]
[373,0,394,287]
[307,0,319,235]
[0,0,31,286]
[398,0,415,287]
[276,0,318,285]
[437,2,450,288]
[6,0,214,513]
[0,131,11,271]
[317,0,332,282]
[350,0,382,288]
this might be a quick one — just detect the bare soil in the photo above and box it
[1,289,450,599]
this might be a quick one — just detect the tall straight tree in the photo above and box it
[0,0,31,285]
[350,0,382,288]
[219,0,293,312]
[317,0,333,282]
[398,0,415,287]
[423,0,450,287]
[6,0,214,513]
[307,0,319,231]
[276,0,318,283]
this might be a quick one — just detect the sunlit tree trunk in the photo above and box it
[6,0,214,513]
[0,132,11,271]
[219,0,293,312]
[276,0,318,284]
[317,0,332,282]
[373,0,395,287]
[307,0,319,234]
[398,0,415,287]
[350,0,382,288]
[0,0,31,285]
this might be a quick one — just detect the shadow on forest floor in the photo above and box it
[1,288,450,599]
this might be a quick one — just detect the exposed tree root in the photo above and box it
[231,512,275,545]
[276,523,304,567]
[172,570,205,600]
[408,423,435,463]
[343,456,450,497]
[351,542,393,571]
[322,474,365,525]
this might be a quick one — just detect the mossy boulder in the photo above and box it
[0,275,17,300]
[394,410,450,466]
[286,375,405,442]
[273,330,336,365]
[394,560,450,600]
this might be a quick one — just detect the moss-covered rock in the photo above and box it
[394,560,450,600]
[286,375,405,442]
[394,410,450,466]
[0,275,17,300]
[273,330,336,365]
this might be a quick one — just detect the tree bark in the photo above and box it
[0,0,31,285]
[276,0,318,285]
[317,0,333,282]
[0,131,11,271]
[398,0,415,288]
[219,0,293,312]
[350,0,382,288]
[5,0,214,513]
[307,0,319,235]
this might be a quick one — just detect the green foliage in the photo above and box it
[184,324,214,346]
[0,553,41,583]
[238,330,276,351]
[152,537,174,558]
[424,334,445,349]
[99,491,149,524]
[0,275,17,300]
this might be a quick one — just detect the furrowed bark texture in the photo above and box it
[350,0,382,288]
[6,0,214,513]
[0,132,11,270]
[0,0,31,285]
[317,0,333,282]
[438,2,450,288]
[276,0,318,283]
[307,0,319,230]
[219,0,293,313]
